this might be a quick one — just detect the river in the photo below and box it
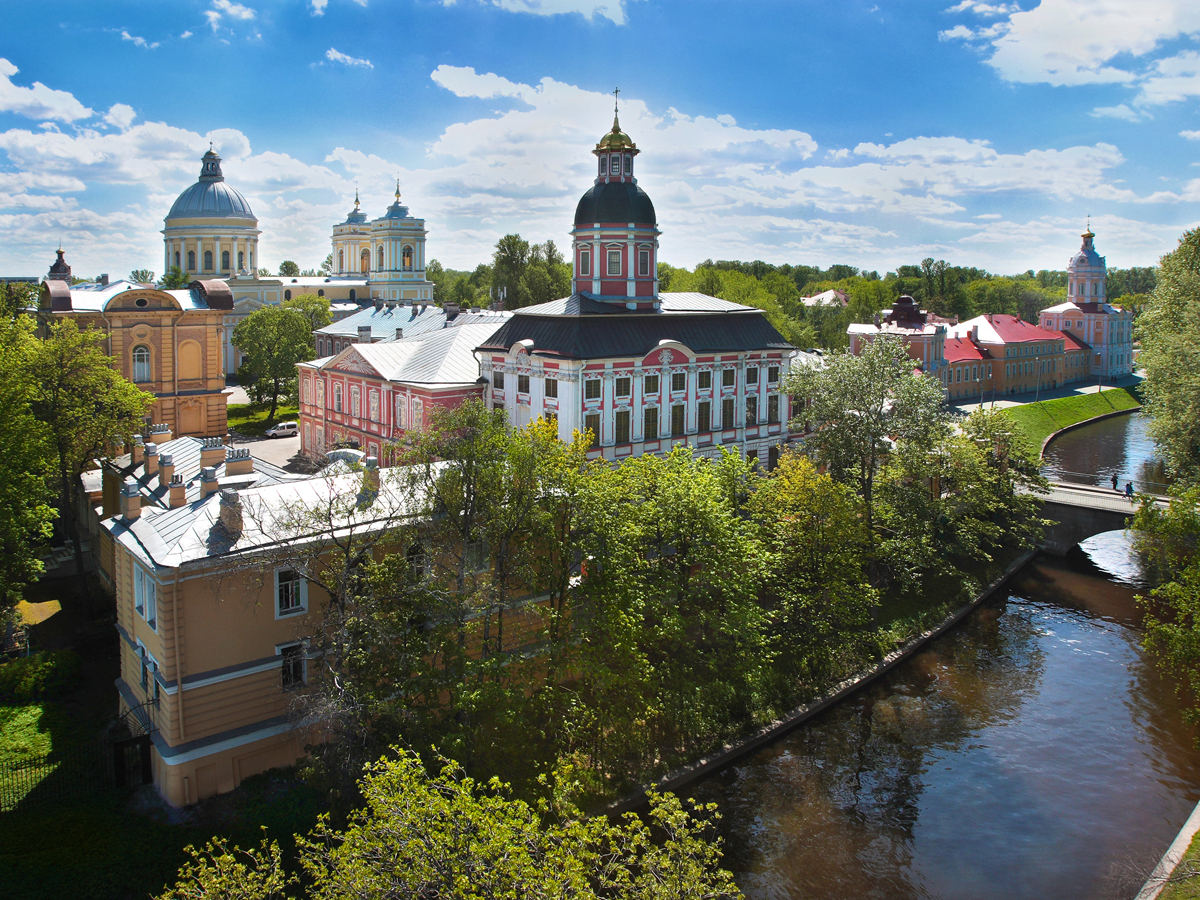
[688,412,1198,900]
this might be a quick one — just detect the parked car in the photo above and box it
[264,421,298,438]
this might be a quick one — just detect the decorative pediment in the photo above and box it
[331,348,379,377]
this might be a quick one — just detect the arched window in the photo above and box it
[334,384,343,412]
[402,245,413,271]
[187,250,196,270]
[349,289,356,301]
[174,251,180,267]
[178,340,202,380]
[221,250,230,270]
[204,250,213,271]
[377,247,385,269]
[238,251,244,270]
[338,250,344,272]
[132,345,151,383]
[284,289,292,300]
[318,289,324,297]
[361,249,370,273]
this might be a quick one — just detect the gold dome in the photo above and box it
[596,113,637,152]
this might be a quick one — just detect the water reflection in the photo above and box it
[690,550,1200,900]
[1042,411,1170,495]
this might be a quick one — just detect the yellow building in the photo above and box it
[39,252,230,438]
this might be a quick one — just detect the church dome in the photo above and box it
[166,149,256,221]
[1069,228,1104,270]
[574,181,656,227]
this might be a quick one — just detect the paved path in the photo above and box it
[951,372,1143,414]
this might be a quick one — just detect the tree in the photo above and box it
[786,334,949,558]
[129,269,155,285]
[1138,227,1200,484]
[0,313,54,608]
[2,281,38,318]
[278,260,300,277]
[493,234,531,308]
[160,266,191,289]
[318,253,333,276]
[26,320,153,582]
[158,750,741,900]
[283,293,333,333]
[232,307,313,421]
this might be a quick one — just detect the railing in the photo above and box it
[1046,468,1171,494]
[0,742,113,813]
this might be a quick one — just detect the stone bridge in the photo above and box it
[1037,481,1169,555]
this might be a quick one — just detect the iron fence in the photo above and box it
[0,735,151,813]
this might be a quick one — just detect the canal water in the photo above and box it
[688,413,1198,900]
[1041,409,1170,494]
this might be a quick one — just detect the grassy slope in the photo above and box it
[1156,829,1200,899]
[1000,387,1141,454]
[227,402,300,437]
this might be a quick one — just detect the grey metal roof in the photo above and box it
[317,304,508,341]
[317,319,502,386]
[574,181,656,227]
[55,280,214,313]
[515,292,748,317]
[167,180,255,221]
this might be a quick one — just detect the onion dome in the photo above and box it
[596,112,636,152]
[166,148,255,220]
[574,182,656,227]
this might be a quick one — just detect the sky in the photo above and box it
[1,0,1199,281]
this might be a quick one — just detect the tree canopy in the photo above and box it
[278,260,300,277]
[283,293,333,334]
[232,306,313,421]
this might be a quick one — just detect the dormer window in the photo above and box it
[599,156,607,175]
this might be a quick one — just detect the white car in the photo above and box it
[264,421,298,438]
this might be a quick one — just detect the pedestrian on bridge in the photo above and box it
[1111,473,1119,491]
[1125,481,1135,500]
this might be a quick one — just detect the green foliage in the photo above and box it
[26,319,153,578]
[278,260,300,277]
[1138,227,1200,485]
[2,281,39,317]
[1000,388,1141,452]
[318,254,333,277]
[491,235,571,309]
[0,650,81,703]
[129,269,155,285]
[160,750,741,900]
[226,403,300,437]
[282,293,332,333]
[232,307,313,422]
[160,266,191,289]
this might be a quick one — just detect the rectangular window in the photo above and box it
[639,249,650,277]
[607,249,622,276]
[585,379,601,401]
[671,372,686,393]
[615,376,631,397]
[644,374,659,395]
[643,406,658,441]
[585,413,600,448]
[722,368,735,388]
[334,385,343,412]
[518,374,530,394]
[698,370,712,390]
[746,396,758,426]
[615,409,631,444]
[276,568,306,618]
[746,367,759,385]
[599,156,608,175]
[493,371,504,390]
[280,644,305,689]
[464,539,489,574]
[722,397,734,428]
[768,395,779,424]
[768,366,779,384]
[624,154,632,174]
[134,567,156,630]
[671,405,685,438]
[351,386,361,418]
[545,377,557,398]
[369,391,379,422]
[697,401,711,433]
[396,396,406,429]
[316,381,324,409]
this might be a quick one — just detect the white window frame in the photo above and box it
[334,384,343,412]
[132,345,151,383]
[396,396,407,429]
[607,248,622,277]
[579,249,590,277]
[276,641,307,690]
[134,564,157,631]
[136,640,161,702]
[351,385,361,418]
[584,378,601,401]
[369,390,379,423]
[545,377,558,398]
[464,539,489,574]
[275,567,308,619]
[639,248,650,277]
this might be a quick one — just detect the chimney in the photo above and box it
[364,455,380,493]
[144,442,159,478]
[225,446,254,475]
[200,436,225,468]
[98,274,109,286]
[131,435,145,466]
[358,325,372,344]
[445,302,460,322]
[470,306,481,314]
[218,489,243,536]
[150,422,172,444]
[971,324,979,343]
[168,475,186,509]
[121,481,141,522]
[395,327,404,341]
[158,453,175,490]
[374,299,383,311]
[201,466,219,496]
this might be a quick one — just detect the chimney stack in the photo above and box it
[150,422,172,444]
[201,466,219,496]
[168,475,186,508]
[131,435,145,466]
[200,436,225,468]
[971,324,979,343]
[144,442,159,477]
[225,447,254,475]
[395,327,403,341]
[358,325,372,344]
[158,453,175,489]
[99,274,109,286]
[445,302,460,322]
[218,489,243,536]
[121,481,141,522]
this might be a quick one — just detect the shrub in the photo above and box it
[0,650,81,703]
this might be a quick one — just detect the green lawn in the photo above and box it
[1155,829,1200,899]
[1000,387,1141,455]
[227,402,299,437]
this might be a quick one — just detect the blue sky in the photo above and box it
[1,0,1199,280]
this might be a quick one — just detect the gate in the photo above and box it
[112,734,153,788]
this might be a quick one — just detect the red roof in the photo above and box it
[983,314,1048,344]
[945,335,987,363]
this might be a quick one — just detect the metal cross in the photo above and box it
[613,86,620,113]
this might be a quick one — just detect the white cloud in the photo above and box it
[104,103,136,130]
[0,58,93,123]
[432,65,534,100]
[212,0,256,20]
[120,30,160,49]
[312,0,368,13]
[1091,104,1144,121]
[1181,130,1200,140]
[205,10,222,31]
[1137,50,1200,105]
[944,1,1019,15]
[325,48,374,69]
[180,30,193,39]
[445,0,639,26]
